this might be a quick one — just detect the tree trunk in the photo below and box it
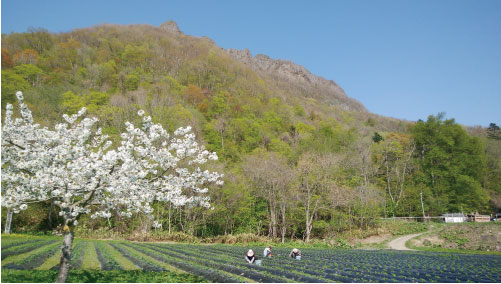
[220,130,224,153]
[4,208,13,234]
[420,192,426,220]
[280,204,286,243]
[270,204,278,238]
[385,154,394,203]
[305,205,312,243]
[305,221,312,243]
[48,201,54,230]
[168,203,172,234]
[56,226,74,283]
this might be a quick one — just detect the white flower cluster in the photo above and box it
[152,220,162,229]
[1,92,223,227]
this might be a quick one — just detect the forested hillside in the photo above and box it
[2,21,499,242]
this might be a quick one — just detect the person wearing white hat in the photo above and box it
[245,249,257,263]
[289,248,302,258]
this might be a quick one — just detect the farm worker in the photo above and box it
[263,246,273,257]
[245,249,257,264]
[289,248,302,258]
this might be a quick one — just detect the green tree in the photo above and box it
[372,133,415,216]
[124,74,140,91]
[208,91,230,118]
[13,64,45,87]
[62,91,109,114]
[372,132,383,143]
[487,123,501,140]
[1,70,30,107]
[411,114,489,214]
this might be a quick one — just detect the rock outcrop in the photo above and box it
[159,20,183,35]
[226,48,365,112]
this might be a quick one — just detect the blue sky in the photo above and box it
[2,0,500,126]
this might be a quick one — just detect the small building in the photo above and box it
[441,213,466,223]
[467,213,490,222]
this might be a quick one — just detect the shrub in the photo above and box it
[206,233,270,244]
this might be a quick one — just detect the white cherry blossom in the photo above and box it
[1,91,223,282]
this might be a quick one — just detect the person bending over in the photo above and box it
[263,246,273,257]
[290,248,302,258]
[245,249,257,263]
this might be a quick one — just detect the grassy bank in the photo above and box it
[6,220,431,249]
[408,222,500,253]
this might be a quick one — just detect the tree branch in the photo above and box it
[6,140,26,150]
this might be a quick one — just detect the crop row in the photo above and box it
[154,243,329,282]
[135,242,283,283]
[2,235,500,283]
[155,244,500,283]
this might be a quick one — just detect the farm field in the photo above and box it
[1,234,501,283]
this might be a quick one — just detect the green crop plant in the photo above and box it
[2,240,58,266]
[80,241,101,270]
[36,239,80,270]
[440,231,469,248]
[97,241,138,270]
[36,249,62,270]
[13,241,60,269]
[2,235,500,283]
[113,242,176,271]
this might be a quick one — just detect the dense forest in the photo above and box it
[2,22,500,242]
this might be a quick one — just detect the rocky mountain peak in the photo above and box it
[225,48,365,112]
[226,48,252,64]
[159,20,183,35]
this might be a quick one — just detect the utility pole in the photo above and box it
[420,192,426,222]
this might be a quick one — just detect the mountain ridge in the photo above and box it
[153,20,366,112]
[225,47,365,112]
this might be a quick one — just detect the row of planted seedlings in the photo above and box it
[1,235,80,271]
[3,239,96,272]
[210,245,384,283]
[191,245,501,283]
[128,241,274,282]
[2,236,499,283]
[279,248,448,282]
[308,250,431,282]
[194,245,333,282]
[152,243,303,282]
[1,236,48,251]
[189,245,373,283]
[150,243,332,283]
[352,250,501,282]
[176,243,316,282]
[94,241,138,271]
[302,249,480,283]
[1,238,57,261]
[114,242,248,283]
[2,239,61,270]
[311,249,500,283]
[3,237,279,282]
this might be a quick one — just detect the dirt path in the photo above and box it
[387,233,425,250]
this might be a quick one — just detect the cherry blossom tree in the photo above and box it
[1,92,223,282]
[2,91,44,233]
